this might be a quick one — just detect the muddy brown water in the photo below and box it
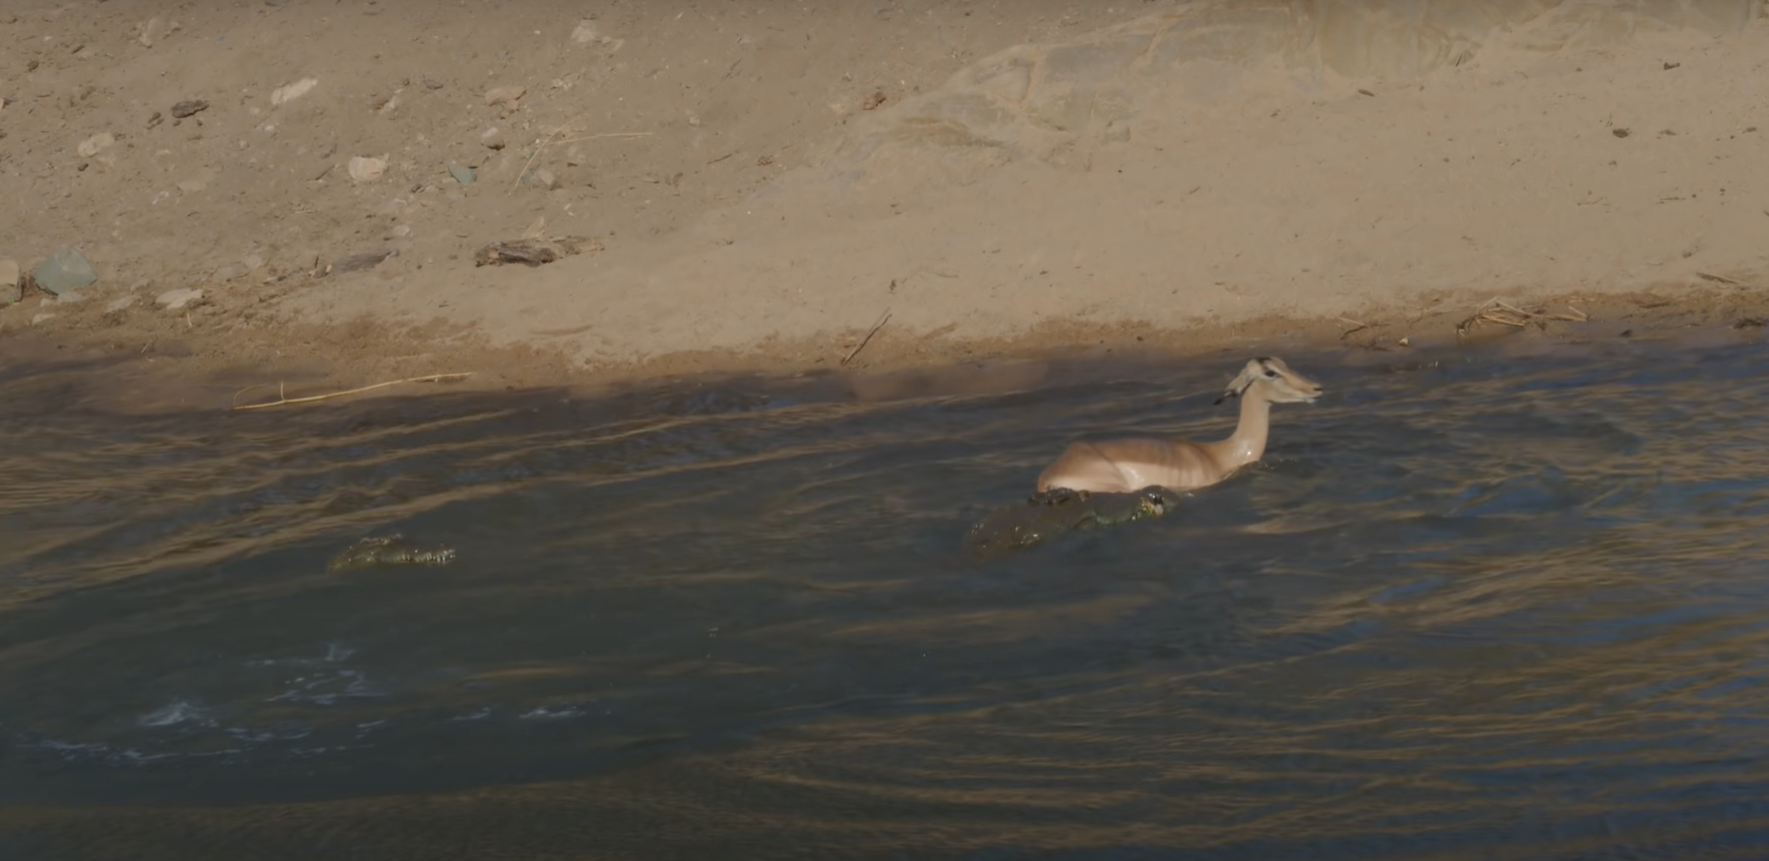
[4,334,1769,860]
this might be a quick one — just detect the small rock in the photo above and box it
[523,168,560,190]
[348,155,388,183]
[139,16,165,47]
[104,293,138,313]
[30,313,56,326]
[484,85,526,107]
[155,287,203,310]
[0,259,20,305]
[271,77,318,107]
[570,21,620,49]
[75,132,115,157]
[211,262,247,282]
[31,246,98,296]
[448,163,476,185]
[480,127,506,150]
[423,77,445,90]
[377,94,401,115]
[169,99,208,118]
[332,249,398,273]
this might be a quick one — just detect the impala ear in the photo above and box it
[1213,381,1247,405]
[1214,363,1261,404]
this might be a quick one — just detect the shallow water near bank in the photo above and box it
[4,334,1769,860]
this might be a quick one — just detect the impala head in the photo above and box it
[1214,356,1322,405]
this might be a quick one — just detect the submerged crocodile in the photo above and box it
[962,486,1181,555]
[327,534,457,572]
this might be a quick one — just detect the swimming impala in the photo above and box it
[1035,356,1322,495]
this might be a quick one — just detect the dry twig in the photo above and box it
[552,132,654,144]
[232,373,474,411]
[1456,298,1588,338]
[842,310,892,366]
[511,124,572,194]
[1337,315,1372,339]
[1696,271,1752,287]
[510,128,652,194]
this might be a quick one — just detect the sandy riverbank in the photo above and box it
[2,1,1767,411]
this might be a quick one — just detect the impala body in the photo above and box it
[1036,357,1322,494]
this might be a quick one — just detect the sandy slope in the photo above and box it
[3,1,1768,407]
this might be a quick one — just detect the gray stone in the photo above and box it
[448,163,476,185]
[105,293,138,312]
[31,246,98,296]
[523,168,559,190]
[169,99,209,118]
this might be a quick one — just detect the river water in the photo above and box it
[4,333,1769,860]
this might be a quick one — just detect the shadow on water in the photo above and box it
[5,334,1769,859]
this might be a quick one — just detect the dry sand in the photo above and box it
[2,0,1768,411]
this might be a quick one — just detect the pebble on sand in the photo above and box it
[570,21,622,50]
[155,287,204,310]
[31,247,98,296]
[332,249,398,273]
[448,163,476,185]
[480,127,506,150]
[271,77,319,107]
[348,155,388,183]
[138,17,178,48]
[484,85,526,107]
[169,99,209,119]
[76,132,115,158]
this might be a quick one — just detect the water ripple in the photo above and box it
[4,341,1769,859]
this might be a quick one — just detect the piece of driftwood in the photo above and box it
[1456,298,1588,338]
[473,235,603,267]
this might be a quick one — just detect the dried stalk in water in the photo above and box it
[232,373,474,410]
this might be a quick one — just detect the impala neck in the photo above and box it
[1206,387,1272,470]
